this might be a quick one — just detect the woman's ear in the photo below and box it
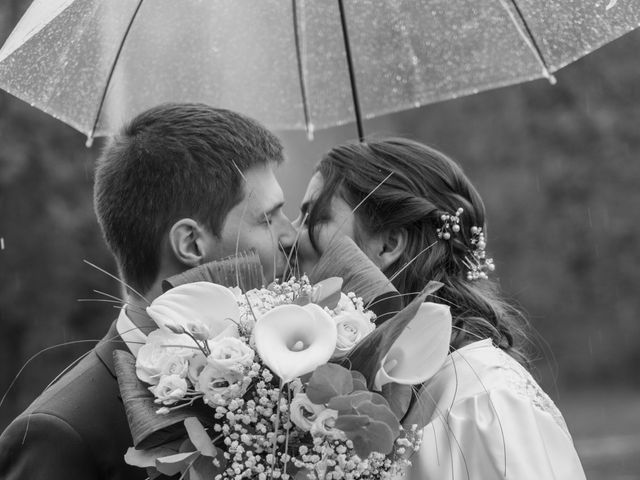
[369,228,408,271]
[168,218,212,267]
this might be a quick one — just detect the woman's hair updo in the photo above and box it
[308,138,528,364]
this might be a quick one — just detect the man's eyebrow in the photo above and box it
[263,200,285,217]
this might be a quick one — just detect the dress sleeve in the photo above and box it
[408,388,586,480]
[0,412,100,480]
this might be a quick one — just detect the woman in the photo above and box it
[294,138,586,479]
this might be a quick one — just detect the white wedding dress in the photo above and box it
[406,339,586,480]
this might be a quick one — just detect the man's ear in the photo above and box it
[168,218,213,267]
[370,228,408,271]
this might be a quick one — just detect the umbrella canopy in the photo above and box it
[0,0,638,142]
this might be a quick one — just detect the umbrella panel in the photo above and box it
[517,0,640,70]
[0,0,638,137]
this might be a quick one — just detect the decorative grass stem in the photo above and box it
[269,380,285,479]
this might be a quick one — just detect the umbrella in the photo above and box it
[0,0,638,144]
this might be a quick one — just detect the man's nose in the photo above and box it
[291,214,302,230]
[277,215,298,248]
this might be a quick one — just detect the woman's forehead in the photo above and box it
[301,172,324,203]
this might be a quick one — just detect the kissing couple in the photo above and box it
[0,103,586,479]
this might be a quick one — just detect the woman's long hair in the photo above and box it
[308,138,530,365]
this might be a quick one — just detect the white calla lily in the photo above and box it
[146,282,240,339]
[374,302,452,390]
[254,303,337,383]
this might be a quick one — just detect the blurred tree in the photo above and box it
[0,0,117,428]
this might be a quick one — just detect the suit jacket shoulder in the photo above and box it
[0,322,146,480]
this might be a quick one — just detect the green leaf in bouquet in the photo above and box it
[184,417,217,458]
[344,281,443,390]
[162,250,264,292]
[328,390,387,412]
[306,363,354,404]
[294,468,316,480]
[292,291,311,306]
[294,277,343,308]
[401,382,438,431]
[351,370,367,391]
[124,440,183,468]
[310,277,343,309]
[329,391,400,437]
[155,451,199,476]
[188,455,225,480]
[328,390,401,456]
[334,414,396,458]
[381,383,413,421]
[147,469,163,480]
[330,391,402,457]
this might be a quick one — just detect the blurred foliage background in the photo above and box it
[1,1,639,478]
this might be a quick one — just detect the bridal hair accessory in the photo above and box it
[436,208,463,240]
[437,208,496,280]
[465,226,495,280]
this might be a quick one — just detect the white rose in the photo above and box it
[159,354,189,378]
[207,337,254,373]
[196,364,249,407]
[187,352,207,385]
[136,329,195,385]
[310,408,345,441]
[289,393,325,431]
[149,374,188,405]
[332,311,375,359]
[335,293,356,313]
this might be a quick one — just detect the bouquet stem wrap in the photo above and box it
[113,349,213,450]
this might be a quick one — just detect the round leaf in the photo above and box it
[184,417,217,458]
[306,363,354,404]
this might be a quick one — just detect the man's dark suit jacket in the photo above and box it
[0,321,147,480]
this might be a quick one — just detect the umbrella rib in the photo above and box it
[337,0,365,141]
[87,0,146,145]
[501,0,557,84]
[292,0,313,139]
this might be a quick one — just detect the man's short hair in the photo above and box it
[94,103,283,293]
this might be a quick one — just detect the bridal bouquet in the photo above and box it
[117,272,451,480]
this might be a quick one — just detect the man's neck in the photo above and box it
[124,280,164,335]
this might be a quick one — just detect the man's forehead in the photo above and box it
[240,164,284,209]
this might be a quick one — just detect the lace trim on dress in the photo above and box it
[495,348,571,438]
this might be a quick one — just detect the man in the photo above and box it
[0,103,297,479]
